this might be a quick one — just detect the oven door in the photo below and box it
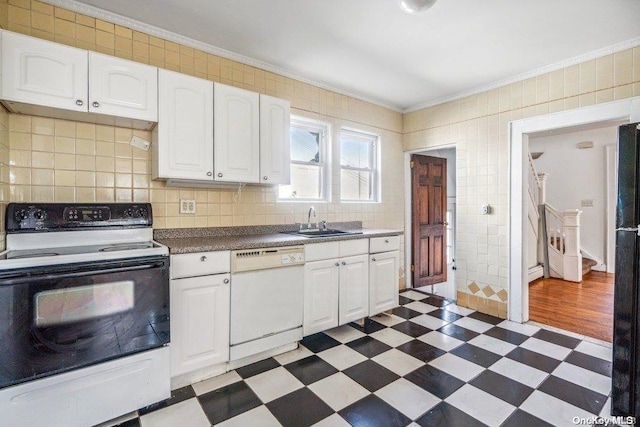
[0,255,169,390]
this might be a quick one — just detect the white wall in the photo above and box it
[419,148,456,197]
[529,125,617,266]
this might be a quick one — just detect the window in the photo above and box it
[278,117,330,201]
[340,129,380,202]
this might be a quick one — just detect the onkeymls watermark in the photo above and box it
[573,416,636,426]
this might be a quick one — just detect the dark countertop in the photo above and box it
[154,223,403,254]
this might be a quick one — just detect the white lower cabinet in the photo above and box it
[170,272,230,377]
[304,259,339,336]
[338,254,369,325]
[369,250,400,316]
[303,240,370,336]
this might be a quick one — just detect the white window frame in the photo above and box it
[339,128,380,202]
[278,116,331,202]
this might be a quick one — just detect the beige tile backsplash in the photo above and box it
[404,43,640,307]
[0,0,639,305]
[0,0,405,268]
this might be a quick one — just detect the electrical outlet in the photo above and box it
[581,199,594,207]
[180,199,196,214]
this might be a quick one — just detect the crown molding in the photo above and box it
[39,0,405,112]
[37,0,640,115]
[403,35,640,113]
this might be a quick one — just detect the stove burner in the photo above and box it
[11,252,60,259]
[99,243,154,252]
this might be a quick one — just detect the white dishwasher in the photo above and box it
[230,246,305,360]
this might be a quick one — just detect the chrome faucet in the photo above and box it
[307,206,316,229]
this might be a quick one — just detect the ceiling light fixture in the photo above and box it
[398,0,438,14]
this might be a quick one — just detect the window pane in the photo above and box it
[290,128,320,162]
[278,164,322,199]
[340,138,372,169]
[341,169,372,201]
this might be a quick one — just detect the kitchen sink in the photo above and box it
[284,229,363,238]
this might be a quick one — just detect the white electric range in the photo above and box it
[0,202,171,427]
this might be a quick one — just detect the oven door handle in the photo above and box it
[0,261,167,285]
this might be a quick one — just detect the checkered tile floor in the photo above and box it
[104,289,614,427]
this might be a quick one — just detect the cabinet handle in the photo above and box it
[200,256,207,262]
[341,261,346,265]
[223,278,229,284]
[75,99,84,106]
[218,173,223,178]
[263,176,268,181]
[335,262,339,267]
[372,257,376,261]
[92,101,100,108]
[385,239,389,243]
[207,172,212,177]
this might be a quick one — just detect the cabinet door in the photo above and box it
[369,251,400,316]
[1,31,87,112]
[214,83,259,183]
[156,69,213,180]
[88,52,158,121]
[339,254,369,325]
[259,94,290,185]
[304,259,339,336]
[170,274,230,377]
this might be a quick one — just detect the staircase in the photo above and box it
[582,258,597,276]
[527,152,586,283]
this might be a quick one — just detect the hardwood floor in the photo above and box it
[529,271,614,342]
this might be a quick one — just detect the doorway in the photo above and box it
[526,123,619,342]
[508,96,640,324]
[404,146,457,299]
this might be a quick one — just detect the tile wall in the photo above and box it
[0,0,405,280]
[404,46,640,315]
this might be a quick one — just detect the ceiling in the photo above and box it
[62,0,640,112]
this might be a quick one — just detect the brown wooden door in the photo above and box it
[412,154,447,287]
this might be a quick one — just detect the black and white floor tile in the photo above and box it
[102,289,614,427]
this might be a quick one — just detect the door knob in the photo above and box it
[218,173,223,178]
[200,256,207,262]
[75,99,84,106]
[223,278,229,284]
[92,101,100,108]
[207,172,212,176]
[263,176,268,181]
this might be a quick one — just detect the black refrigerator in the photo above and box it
[613,122,640,416]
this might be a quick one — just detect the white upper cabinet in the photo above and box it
[0,31,87,112]
[153,69,213,181]
[88,52,158,122]
[259,94,290,185]
[214,83,260,183]
[0,30,158,128]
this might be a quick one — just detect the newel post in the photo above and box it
[537,172,548,206]
[562,209,582,282]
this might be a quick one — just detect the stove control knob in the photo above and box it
[33,209,47,221]
[124,208,134,218]
[15,209,29,222]
[133,208,146,218]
